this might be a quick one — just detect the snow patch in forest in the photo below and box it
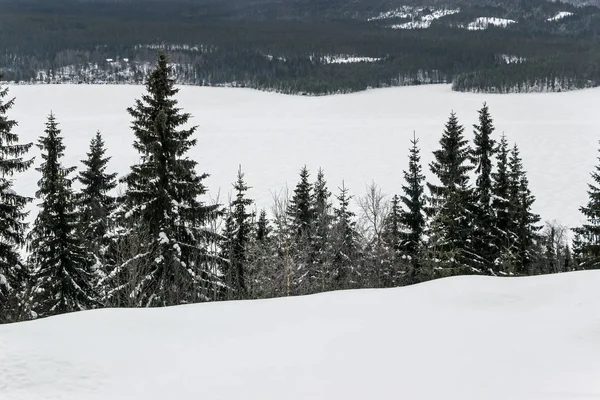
[499,54,526,64]
[547,11,574,21]
[390,9,460,29]
[322,55,381,64]
[1,271,600,399]
[466,17,516,30]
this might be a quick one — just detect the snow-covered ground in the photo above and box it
[390,9,460,29]
[321,55,381,64]
[1,270,600,399]
[547,11,574,21]
[467,17,516,30]
[6,84,600,230]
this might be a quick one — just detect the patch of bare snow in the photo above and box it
[467,17,516,30]
[547,11,574,21]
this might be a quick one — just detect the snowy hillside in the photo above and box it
[1,271,599,400]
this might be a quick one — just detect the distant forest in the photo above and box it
[2,0,600,94]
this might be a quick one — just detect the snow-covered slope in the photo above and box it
[467,17,516,30]
[6,84,600,230]
[1,271,600,400]
[547,11,574,21]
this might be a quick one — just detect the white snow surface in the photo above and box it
[6,84,600,230]
[322,55,381,64]
[547,11,574,21]
[467,17,516,30]
[1,271,600,399]
[391,8,460,29]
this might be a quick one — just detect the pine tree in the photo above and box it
[492,133,512,270]
[0,79,34,323]
[27,113,98,317]
[331,182,360,289]
[311,167,332,291]
[573,141,600,269]
[427,112,474,272]
[77,131,117,262]
[471,103,497,271]
[226,166,254,299]
[287,165,313,240]
[256,209,270,242]
[107,52,221,306]
[508,144,541,275]
[400,133,425,257]
[383,194,402,253]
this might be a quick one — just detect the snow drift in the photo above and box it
[1,271,600,400]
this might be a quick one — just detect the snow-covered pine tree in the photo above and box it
[226,166,254,300]
[400,133,426,257]
[491,133,513,272]
[27,113,99,317]
[107,52,222,306]
[77,131,117,271]
[256,209,270,242]
[426,111,474,274]
[383,194,402,253]
[399,133,426,283]
[0,79,34,323]
[287,165,314,240]
[572,141,600,269]
[471,103,497,272]
[330,182,360,289]
[508,144,541,275]
[311,168,332,292]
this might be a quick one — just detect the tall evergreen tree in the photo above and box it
[77,131,117,258]
[508,144,541,275]
[400,133,425,257]
[256,209,270,242]
[471,103,497,271]
[573,142,600,269]
[287,165,313,240]
[0,79,34,323]
[331,182,360,289]
[225,166,254,299]
[311,167,332,291]
[383,194,402,253]
[427,112,474,272]
[492,133,513,269]
[27,113,98,317]
[107,52,221,306]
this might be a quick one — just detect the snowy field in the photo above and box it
[7,83,600,229]
[1,270,599,399]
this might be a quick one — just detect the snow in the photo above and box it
[547,11,574,21]
[1,271,600,399]
[390,9,460,29]
[499,54,526,64]
[321,55,381,64]
[467,17,516,30]
[6,83,600,231]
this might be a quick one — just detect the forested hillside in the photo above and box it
[2,0,600,94]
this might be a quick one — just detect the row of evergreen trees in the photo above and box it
[0,53,598,324]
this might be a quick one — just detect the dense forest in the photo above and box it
[1,53,599,323]
[2,0,600,94]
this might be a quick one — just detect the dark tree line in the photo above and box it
[0,53,594,324]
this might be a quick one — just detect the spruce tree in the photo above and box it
[287,165,313,240]
[311,168,332,291]
[27,113,98,317]
[226,166,254,299]
[573,142,600,269]
[427,112,474,272]
[108,52,221,306]
[492,133,512,270]
[256,209,270,242]
[471,103,497,271]
[0,79,34,323]
[400,133,425,257]
[508,144,541,275]
[331,182,360,289]
[77,131,117,260]
[383,194,402,253]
